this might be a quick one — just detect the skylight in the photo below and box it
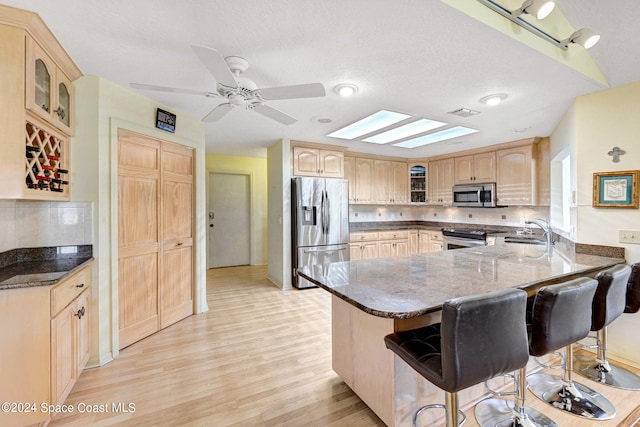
[362,118,447,144]
[393,126,479,148]
[327,110,410,140]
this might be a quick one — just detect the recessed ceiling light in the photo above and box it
[310,116,333,124]
[480,93,508,106]
[334,83,359,97]
[327,110,410,140]
[362,118,447,144]
[393,126,478,148]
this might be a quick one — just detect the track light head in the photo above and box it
[513,0,555,20]
[564,28,601,49]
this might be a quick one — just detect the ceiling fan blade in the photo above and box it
[191,45,238,89]
[257,83,326,100]
[252,103,297,125]
[130,82,216,97]
[203,103,234,122]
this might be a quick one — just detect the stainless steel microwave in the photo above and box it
[452,183,497,207]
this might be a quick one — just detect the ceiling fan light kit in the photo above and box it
[476,0,600,50]
[131,45,326,125]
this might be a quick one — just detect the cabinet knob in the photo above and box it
[76,283,85,288]
[74,306,86,319]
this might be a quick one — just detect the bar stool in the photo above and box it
[526,277,616,420]
[574,263,640,390]
[384,288,529,427]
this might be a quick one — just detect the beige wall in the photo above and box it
[551,79,640,366]
[205,154,268,265]
[74,76,207,366]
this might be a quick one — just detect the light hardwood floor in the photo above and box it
[52,266,640,427]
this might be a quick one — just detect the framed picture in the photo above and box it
[593,170,639,208]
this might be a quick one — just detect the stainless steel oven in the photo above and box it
[442,228,489,250]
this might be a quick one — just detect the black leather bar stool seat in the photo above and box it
[574,263,640,390]
[526,277,616,420]
[385,288,529,427]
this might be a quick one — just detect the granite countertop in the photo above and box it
[298,242,624,319]
[0,246,93,291]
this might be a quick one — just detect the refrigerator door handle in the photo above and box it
[324,190,330,235]
[320,189,326,234]
[303,247,348,253]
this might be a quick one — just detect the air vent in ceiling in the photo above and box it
[448,108,480,117]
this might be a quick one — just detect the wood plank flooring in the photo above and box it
[51,265,640,426]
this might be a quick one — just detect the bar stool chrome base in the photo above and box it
[527,373,616,420]
[475,398,558,427]
[413,403,467,427]
[574,354,640,390]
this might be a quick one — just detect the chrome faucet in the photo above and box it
[525,219,553,247]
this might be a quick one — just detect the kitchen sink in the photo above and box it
[503,236,547,245]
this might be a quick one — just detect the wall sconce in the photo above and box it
[476,0,600,50]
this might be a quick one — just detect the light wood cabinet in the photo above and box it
[292,146,344,178]
[374,161,408,204]
[354,157,375,203]
[378,230,409,257]
[0,262,92,427]
[427,230,443,252]
[454,152,496,184]
[496,145,534,205]
[428,158,454,205]
[409,164,427,203]
[409,231,419,254]
[350,231,380,260]
[118,130,194,349]
[0,7,81,201]
[25,35,75,136]
[344,156,356,203]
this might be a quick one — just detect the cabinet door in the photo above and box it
[355,158,374,203]
[25,37,55,124]
[54,71,74,135]
[440,158,454,205]
[51,303,75,405]
[349,243,362,261]
[361,241,379,260]
[378,241,394,258]
[344,156,356,203]
[496,145,534,205]
[391,161,408,203]
[75,289,90,373]
[320,150,344,178]
[395,240,409,256]
[374,160,392,203]
[293,147,319,176]
[409,231,419,254]
[454,155,474,184]
[474,152,496,183]
[418,231,430,253]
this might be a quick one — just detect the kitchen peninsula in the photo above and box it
[298,242,624,427]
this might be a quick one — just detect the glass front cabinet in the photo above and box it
[25,35,74,136]
[409,163,427,203]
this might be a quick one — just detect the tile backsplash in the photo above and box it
[0,200,92,253]
[349,204,549,227]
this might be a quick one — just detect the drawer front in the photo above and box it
[350,231,379,242]
[428,231,443,241]
[51,266,91,316]
[377,230,408,240]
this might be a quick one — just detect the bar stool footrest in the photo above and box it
[413,403,467,427]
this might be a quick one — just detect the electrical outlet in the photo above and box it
[619,230,640,244]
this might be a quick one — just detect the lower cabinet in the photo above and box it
[0,261,92,427]
[378,231,409,257]
[351,230,442,260]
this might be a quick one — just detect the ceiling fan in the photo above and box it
[131,45,326,125]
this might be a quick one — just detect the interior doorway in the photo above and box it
[208,172,251,268]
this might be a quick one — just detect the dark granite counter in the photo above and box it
[0,245,93,290]
[298,242,623,319]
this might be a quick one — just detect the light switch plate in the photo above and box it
[619,230,640,244]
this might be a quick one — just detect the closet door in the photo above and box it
[159,142,194,328]
[117,130,160,349]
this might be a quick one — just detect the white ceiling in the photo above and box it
[5,0,640,158]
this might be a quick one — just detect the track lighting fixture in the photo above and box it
[512,0,555,20]
[476,0,600,51]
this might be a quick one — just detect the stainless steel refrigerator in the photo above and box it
[292,177,349,289]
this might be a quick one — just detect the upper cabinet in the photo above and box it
[496,138,549,206]
[292,146,344,178]
[454,152,496,184]
[25,35,75,135]
[428,158,454,205]
[374,160,408,204]
[0,5,82,201]
[409,164,427,203]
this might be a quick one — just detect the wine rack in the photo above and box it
[25,121,69,194]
